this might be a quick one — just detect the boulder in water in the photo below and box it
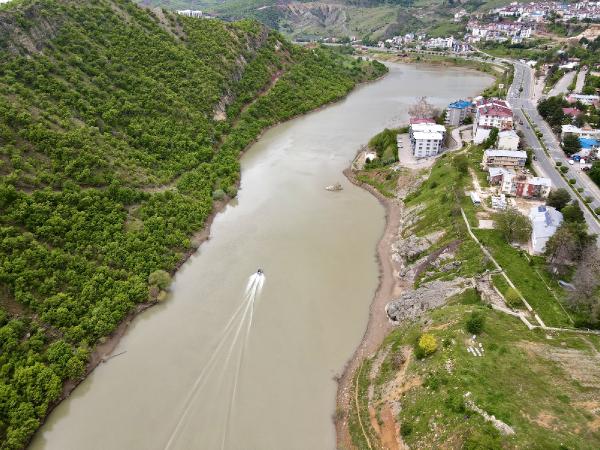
[325,182,343,191]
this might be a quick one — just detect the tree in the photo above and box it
[562,202,585,223]
[546,188,571,211]
[538,95,567,128]
[483,127,499,149]
[495,208,532,243]
[452,154,469,175]
[589,161,600,187]
[408,96,440,120]
[569,246,600,322]
[148,270,172,290]
[466,311,485,334]
[545,223,580,270]
[562,133,582,156]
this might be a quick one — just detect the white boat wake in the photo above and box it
[164,271,265,450]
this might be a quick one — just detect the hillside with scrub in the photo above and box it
[0,0,386,447]
[345,132,600,448]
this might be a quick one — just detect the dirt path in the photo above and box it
[337,168,405,449]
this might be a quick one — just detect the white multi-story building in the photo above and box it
[408,122,446,158]
[412,132,444,157]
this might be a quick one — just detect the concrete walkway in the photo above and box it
[448,124,471,151]
[548,70,576,97]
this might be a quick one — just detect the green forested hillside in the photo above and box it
[0,0,386,447]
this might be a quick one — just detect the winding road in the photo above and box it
[506,58,600,236]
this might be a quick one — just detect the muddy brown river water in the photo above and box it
[30,63,492,450]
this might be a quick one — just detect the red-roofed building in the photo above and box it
[409,117,436,125]
[562,107,582,118]
[473,98,514,139]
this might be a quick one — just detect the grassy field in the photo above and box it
[353,290,600,449]
[474,229,574,327]
[356,168,400,199]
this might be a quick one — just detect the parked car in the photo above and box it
[582,166,591,172]
[568,159,575,165]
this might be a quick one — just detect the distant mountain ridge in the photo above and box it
[136,0,508,40]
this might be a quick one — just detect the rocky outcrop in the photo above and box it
[0,1,62,55]
[464,392,515,435]
[386,278,473,323]
[283,3,348,32]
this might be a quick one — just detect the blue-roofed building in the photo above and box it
[579,137,599,150]
[445,100,472,126]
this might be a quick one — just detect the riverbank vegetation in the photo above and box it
[0,0,386,447]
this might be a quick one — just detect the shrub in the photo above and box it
[445,392,466,413]
[556,161,562,166]
[148,270,171,290]
[212,189,226,200]
[225,185,238,197]
[569,178,576,184]
[595,207,600,215]
[585,196,593,203]
[560,166,569,173]
[416,333,438,358]
[466,311,485,335]
[400,421,413,437]
[504,287,522,308]
[577,187,584,192]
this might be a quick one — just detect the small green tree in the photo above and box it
[504,287,522,308]
[212,189,226,201]
[483,127,499,148]
[466,311,485,334]
[148,270,171,290]
[452,154,469,175]
[562,133,582,155]
[546,188,571,211]
[562,202,585,223]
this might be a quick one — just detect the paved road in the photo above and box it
[548,70,576,97]
[575,68,588,93]
[506,59,600,236]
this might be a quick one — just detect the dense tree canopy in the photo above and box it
[546,188,571,211]
[0,1,387,447]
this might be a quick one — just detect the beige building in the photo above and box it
[482,149,527,169]
[497,130,520,151]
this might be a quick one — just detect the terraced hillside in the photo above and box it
[0,0,386,447]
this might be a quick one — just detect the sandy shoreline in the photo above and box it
[336,166,407,449]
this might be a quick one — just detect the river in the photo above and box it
[30,63,492,450]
